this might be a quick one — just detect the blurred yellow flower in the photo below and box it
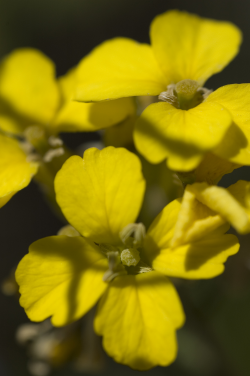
[0,48,135,135]
[0,48,136,207]
[16,147,239,370]
[75,10,247,171]
[0,133,38,208]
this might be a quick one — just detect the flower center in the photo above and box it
[100,222,152,281]
[158,79,212,110]
[121,248,140,267]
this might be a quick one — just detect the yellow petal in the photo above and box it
[16,236,108,326]
[134,101,232,171]
[57,66,76,104]
[57,225,81,237]
[52,67,136,132]
[144,199,181,261]
[0,193,15,208]
[75,38,167,102]
[170,188,226,248]
[137,157,180,228]
[0,134,38,207]
[206,84,250,165]
[103,115,136,148]
[150,10,242,85]
[0,48,60,131]
[143,197,227,267]
[228,180,250,213]
[0,107,29,135]
[55,147,146,245]
[144,198,239,279]
[189,181,250,234]
[53,98,136,133]
[94,272,185,370]
[151,232,239,279]
[194,152,241,185]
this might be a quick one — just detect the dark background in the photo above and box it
[0,1,250,375]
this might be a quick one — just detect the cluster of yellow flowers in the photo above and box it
[1,10,250,371]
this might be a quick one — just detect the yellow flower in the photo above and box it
[75,10,247,171]
[0,133,38,208]
[0,48,135,135]
[0,48,136,206]
[16,147,239,370]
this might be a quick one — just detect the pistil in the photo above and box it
[121,248,140,267]
[159,80,212,110]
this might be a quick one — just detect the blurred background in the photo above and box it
[0,0,250,375]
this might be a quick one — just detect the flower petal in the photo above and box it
[0,49,60,132]
[52,67,136,132]
[0,134,38,207]
[189,181,250,234]
[134,101,232,171]
[16,236,108,326]
[94,272,184,370]
[53,99,136,133]
[144,199,181,256]
[55,147,146,245]
[75,38,167,102]
[0,107,28,135]
[143,198,226,257]
[150,10,242,85]
[228,180,250,213]
[194,152,241,185]
[150,232,239,279]
[170,188,225,248]
[104,115,136,148]
[206,84,250,165]
[0,193,15,209]
[144,197,239,278]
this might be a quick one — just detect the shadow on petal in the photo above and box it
[213,121,247,160]
[134,115,206,170]
[17,236,108,326]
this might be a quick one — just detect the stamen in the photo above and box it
[24,125,50,155]
[158,80,212,110]
[48,136,63,147]
[120,223,146,246]
[43,147,64,162]
[26,153,41,163]
[102,251,127,282]
[158,84,179,107]
[136,260,153,274]
[197,87,213,100]
[19,140,34,154]
[106,251,120,270]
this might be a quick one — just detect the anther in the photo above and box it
[120,223,146,246]
[43,147,64,162]
[48,136,63,147]
[158,84,179,108]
